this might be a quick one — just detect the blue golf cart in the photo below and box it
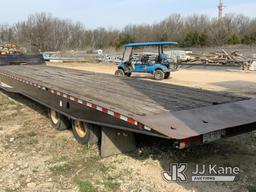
[115,42,177,80]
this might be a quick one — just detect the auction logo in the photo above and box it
[162,163,239,182]
[163,163,187,182]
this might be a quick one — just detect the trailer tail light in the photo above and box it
[177,139,190,149]
[177,136,203,149]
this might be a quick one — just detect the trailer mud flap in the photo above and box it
[101,127,136,157]
[138,98,256,140]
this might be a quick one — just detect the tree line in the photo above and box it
[0,12,256,52]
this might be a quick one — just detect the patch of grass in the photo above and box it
[27,131,37,137]
[77,180,96,192]
[49,155,69,166]
[56,155,68,162]
[103,180,120,191]
[72,155,115,192]
[4,188,17,192]
[99,164,110,174]
[248,184,256,192]
[70,148,117,192]
[81,156,104,174]
[26,131,38,145]
[16,133,26,139]
[50,163,72,175]
[26,137,38,145]
[27,137,38,145]
[76,145,91,155]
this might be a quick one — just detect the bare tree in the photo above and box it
[1,12,256,52]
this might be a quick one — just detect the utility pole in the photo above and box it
[218,0,224,19]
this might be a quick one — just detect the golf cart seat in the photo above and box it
[141,55,150,64]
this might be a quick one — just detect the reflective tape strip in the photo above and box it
[50,89,55,94]
[107,110,114,116]
[114,112,121,119]
[102,107,108,113]
[120,115,128,121]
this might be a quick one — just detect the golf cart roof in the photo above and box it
[125,42,178,47]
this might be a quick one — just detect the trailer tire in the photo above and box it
[115,69,125,77]
[72,120,100,145]
[154,69,165,80]
[48,109,70,131]
[164,72,170,79]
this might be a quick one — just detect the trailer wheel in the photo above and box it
[164,72,170,79]
[72,120,100,145]
[115,69,125,77]
[154,69,165,80]
[48,109,70,130]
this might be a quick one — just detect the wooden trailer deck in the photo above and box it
[0,65,245,115]
[1,64,256,141]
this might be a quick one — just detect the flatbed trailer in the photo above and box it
[1,62,256,156]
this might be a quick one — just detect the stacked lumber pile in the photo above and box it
[183,49,253,70]
[0,43,22,55]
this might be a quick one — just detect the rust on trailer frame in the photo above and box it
[0,65,256,141]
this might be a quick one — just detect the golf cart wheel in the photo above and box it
[164,72,170,79]
[48,109,70,130]
[115,69,125,77]
[125,72,132,77]
[72,120,100,145]
[154,69,165,80]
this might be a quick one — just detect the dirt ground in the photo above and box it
[0,62,256,192]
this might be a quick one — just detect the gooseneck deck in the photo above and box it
[1,63,256,154]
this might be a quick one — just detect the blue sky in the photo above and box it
[0,0,255,29]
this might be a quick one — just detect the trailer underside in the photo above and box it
[1,65,256,144]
